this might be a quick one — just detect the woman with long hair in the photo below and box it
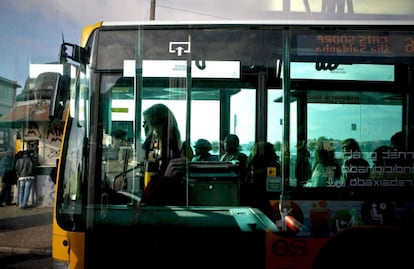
[304,137,341,187]
[140,103,186,205]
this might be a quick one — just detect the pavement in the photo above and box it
[0,205,52,256]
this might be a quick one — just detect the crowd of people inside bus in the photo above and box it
[136,103,412,216]
[137,103,278,209]
[301,131,412,188]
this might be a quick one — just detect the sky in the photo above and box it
[0,0,412,147]
[0,0,273,88]
[1,0,413,89]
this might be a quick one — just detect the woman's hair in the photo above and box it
[371,145,392,166]
[312,137,341,178]
[143,104,182,172]
[341,138,361,153]
[390,131,405,151]
[224,134,240,154]
[248,141,278,169]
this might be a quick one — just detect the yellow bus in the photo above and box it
[50,15,414,269]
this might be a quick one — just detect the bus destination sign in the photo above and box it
[295,31,414,58]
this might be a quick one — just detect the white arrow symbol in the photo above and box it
[176,46,184,56]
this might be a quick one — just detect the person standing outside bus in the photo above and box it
[15,151,35,209]
[0,151,15,206]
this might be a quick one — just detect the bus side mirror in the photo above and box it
[60,42,89,64]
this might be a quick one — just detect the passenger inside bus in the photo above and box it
[295,142,312,187]
[370,145,393,180]
[390,131,413,168]
[244,141,281,220]
[304,137,341,187]
[192,138,219,162]
[139,103,187,206]
[390,131,405,153]
[340,138,370,186]
[220,134,248,180]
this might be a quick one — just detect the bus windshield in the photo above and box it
[52,21,414,269]
[57,22,413,219]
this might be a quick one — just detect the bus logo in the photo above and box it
[169,41,191,56]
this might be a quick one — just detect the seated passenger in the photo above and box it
[304,138,341,187]
[370,145,393,180]
[391,131,405,152]
[390,131,413,168]
[220,134,248,179]
[191,139,219,162]
[247,141,281,181]
[340,138,370,186]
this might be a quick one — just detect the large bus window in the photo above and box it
[190,99,220,154]
[230,88,256,154]
[290,62,404,188]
